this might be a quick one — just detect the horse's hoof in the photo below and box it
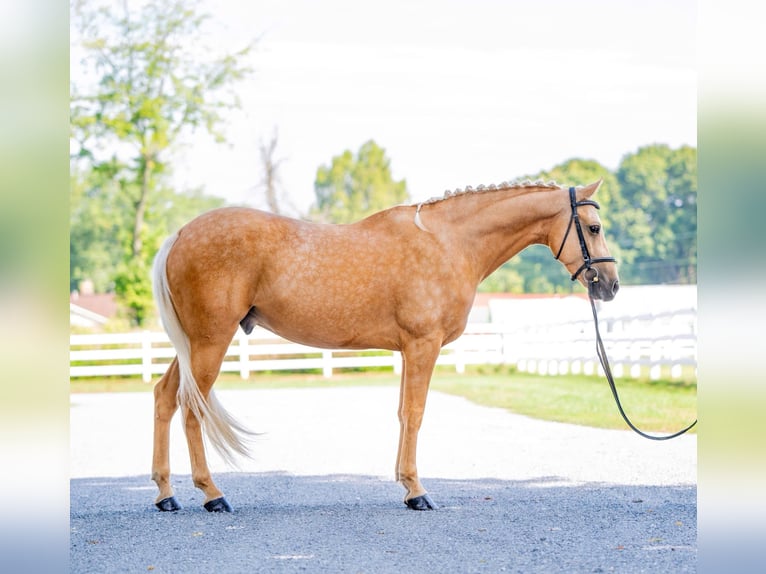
[155,496,182,512]
[203,497,233,513]
[405,494,439,510]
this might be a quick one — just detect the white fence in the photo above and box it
[70,309,696,382]
[505,308,697,380]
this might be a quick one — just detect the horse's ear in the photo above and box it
[580,178,603,198]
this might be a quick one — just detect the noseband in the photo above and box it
[554,187,616,283]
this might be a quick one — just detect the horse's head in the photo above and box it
[550,180,620,301]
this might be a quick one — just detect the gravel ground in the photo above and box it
[70,387,697,573]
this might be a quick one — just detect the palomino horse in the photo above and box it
[151,179,619,512]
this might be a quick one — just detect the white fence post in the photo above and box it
[570,359,581,375]
[649,343,661,380]
[322,350,333,378]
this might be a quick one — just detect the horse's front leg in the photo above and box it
[396,337,441,510]
[152,358,182,511]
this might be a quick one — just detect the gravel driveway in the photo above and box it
[70,387,697,573]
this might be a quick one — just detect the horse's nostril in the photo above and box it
[612,280,620,295]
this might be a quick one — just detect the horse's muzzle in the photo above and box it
[590,277,619,301]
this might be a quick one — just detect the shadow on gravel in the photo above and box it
[71,473,696,574]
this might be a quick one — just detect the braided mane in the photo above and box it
[419,179,565,205]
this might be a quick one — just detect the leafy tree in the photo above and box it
[70,167,130,293]
[70,0,251,325]
[312,140,409,223]
[615,144,697,284]
[666,146,697,283]
[112,258,154,327]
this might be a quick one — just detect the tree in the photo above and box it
[70,0,252,325]
[615,144,697,284]
[255,129,286,215]
[665,146,697,283]
[312,140,409,223]
[70,165,132,293]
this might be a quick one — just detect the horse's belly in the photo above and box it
[247,303,399,351]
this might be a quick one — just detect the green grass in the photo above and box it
[70,367,696,433]
[430,371,696,434]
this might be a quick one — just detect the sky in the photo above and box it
[169,0,697,212]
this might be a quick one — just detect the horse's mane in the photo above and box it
[419,179,565,205]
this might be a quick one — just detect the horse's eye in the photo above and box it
[589,224,601,234]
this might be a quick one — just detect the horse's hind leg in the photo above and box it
[184,339,236,512]
[183,404,230,512]
[152,358,181,511]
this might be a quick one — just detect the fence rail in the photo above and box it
[70,309,696,382]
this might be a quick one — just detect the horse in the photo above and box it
[150,178,619,512]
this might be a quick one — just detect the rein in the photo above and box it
[587,293,697,440]
[559,187,697,440]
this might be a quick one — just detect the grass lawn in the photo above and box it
[70,367,696,434]
[431,370,696,433]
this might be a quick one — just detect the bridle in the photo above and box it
[556,186,697,441]
[554,186,616,285]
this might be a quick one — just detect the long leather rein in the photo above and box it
[557,187,697,440]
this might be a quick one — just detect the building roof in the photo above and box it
[69,292,118,319]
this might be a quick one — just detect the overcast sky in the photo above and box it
[171,0,696,212]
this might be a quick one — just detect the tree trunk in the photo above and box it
[132,155,151,258]
[260,133,281,215]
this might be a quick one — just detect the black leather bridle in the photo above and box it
[556,186,697,440]
[554,186,616,283]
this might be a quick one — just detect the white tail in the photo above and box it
[152,233,253,466]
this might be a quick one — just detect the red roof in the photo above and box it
[69,292,118,319]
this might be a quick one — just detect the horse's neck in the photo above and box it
[432,189,559,282]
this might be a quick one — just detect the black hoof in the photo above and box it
[405,494,439,510]
[155,496,182,512]
[204,497,233,513]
